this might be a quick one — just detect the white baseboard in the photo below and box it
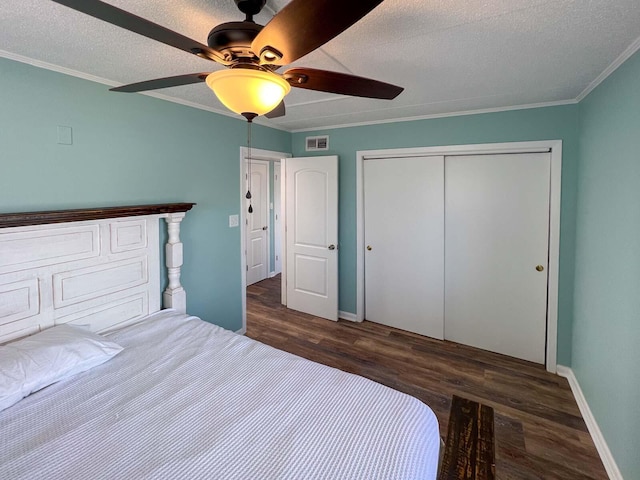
[268,271,277,278]
[556,365,623,480]
[338,310,358,322]
[235,327,246,335]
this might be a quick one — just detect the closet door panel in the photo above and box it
[444,153,551,364]
[364,156,444,339]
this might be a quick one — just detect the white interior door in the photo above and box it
[364,156,445,338]
[285,156,338,321]
[444,153,551,364]
[246,160,269,286]
[273,162,282,275]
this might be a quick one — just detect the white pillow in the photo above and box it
[0,324,123,412]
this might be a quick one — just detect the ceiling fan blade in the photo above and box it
[284,68,403,100]
[110,73,211,93]
[51,0,227,64]
[252,0,384,66]
[265,101,286,119]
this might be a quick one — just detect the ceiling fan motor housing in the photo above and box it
[208,21,263,62]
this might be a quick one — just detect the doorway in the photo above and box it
[241,152,340,332]
[240,147,291,334]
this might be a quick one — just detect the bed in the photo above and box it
[0,204,441,479]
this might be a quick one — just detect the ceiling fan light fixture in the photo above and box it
[205,69,290,116]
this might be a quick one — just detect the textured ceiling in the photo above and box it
[1,0,639,131]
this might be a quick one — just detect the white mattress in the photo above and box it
[0,310,440,479]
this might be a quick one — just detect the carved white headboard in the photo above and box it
[0,203,194,343]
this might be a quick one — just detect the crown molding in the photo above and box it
[0,49,290,132]
[290,99,578,133]
[576,34,640,102]
[4,30,640,135]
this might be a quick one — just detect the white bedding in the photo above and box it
[0,310,440,479]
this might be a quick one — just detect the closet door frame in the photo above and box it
[355,140,562,373]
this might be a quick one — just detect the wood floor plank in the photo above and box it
[245,276,608,480]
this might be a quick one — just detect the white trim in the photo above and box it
[356,156,365,322]
[273,161,283,276]
[280,159,287,306]
[338,311,358,322]
[287,95,345,108]
[1,48,573,134]
[356,140,562,373]
[0,49,122,88]
[240,148,291,333]
[290,100,577,133]
[576,34,640,102]
[0,49,289,132]
[268,271,277,278]
[546,145,562,373]
[556,366,624,480]
[7,32,640,135]
[235,327,247,335]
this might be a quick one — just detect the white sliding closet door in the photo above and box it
[364,156,445,339]
[444,153,551,364]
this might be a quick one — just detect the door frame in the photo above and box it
[273,161,282,276]
[356,140,562,373]
[240,147,291,334]
[244,159,270,287]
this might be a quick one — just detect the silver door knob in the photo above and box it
[328,244,336,250]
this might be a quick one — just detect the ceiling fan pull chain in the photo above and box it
[246,118,253,213]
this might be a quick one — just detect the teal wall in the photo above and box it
[574,49,640,479]
[292,105,580,365]
[0,56,290,332]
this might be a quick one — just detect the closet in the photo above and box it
[363,152,551,364]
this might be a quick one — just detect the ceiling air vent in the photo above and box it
[305,135,329,151]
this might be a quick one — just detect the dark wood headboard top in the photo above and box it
[0,203,196,228]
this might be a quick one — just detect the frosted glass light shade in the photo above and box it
[206,69,291,116]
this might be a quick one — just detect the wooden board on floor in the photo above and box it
[439,395,495,480]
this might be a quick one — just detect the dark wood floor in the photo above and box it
[245,276,607,480]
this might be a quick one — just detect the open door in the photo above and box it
[284,156,338,321]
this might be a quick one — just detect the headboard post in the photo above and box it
[163,212,187,313]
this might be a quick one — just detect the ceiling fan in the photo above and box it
[51,0,404,120]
